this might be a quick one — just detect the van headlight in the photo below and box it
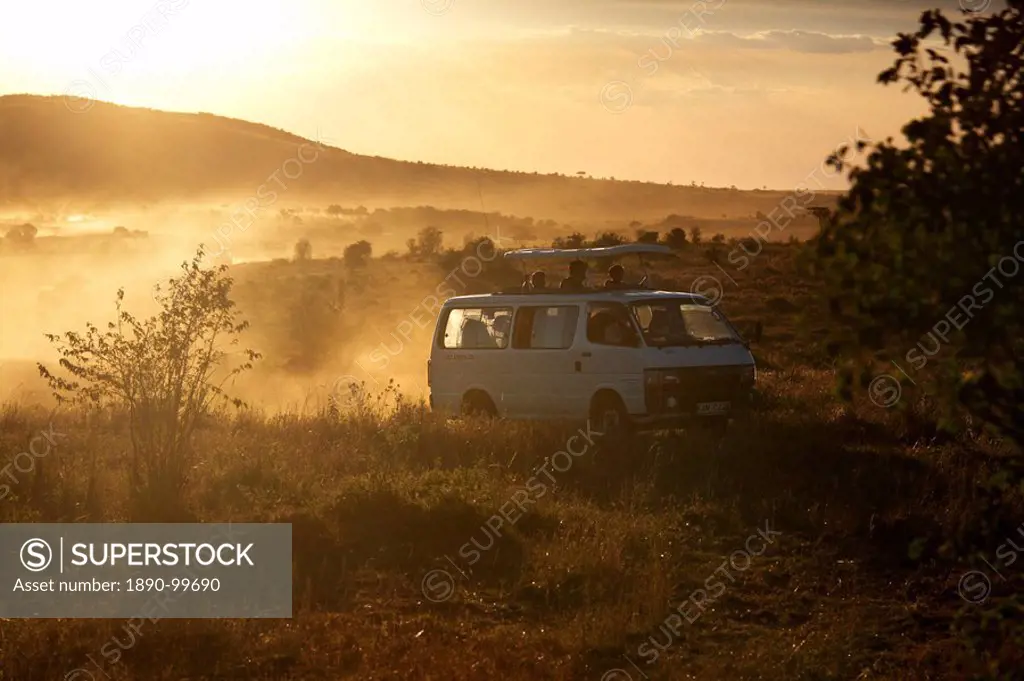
[644,370,664,413]
[645,370,679,388]
[645,370,681,414]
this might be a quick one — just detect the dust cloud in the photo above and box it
[0,198,489,413]
[1,182,823,412]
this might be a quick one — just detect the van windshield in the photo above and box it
[630,301,741,347]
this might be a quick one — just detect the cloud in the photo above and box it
[544,25,887,61]
[696,29,886,54]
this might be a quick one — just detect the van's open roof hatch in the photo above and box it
[502,243,677,291]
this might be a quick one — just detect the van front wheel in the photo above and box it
[699,415,729,438]
[590,392,631,438]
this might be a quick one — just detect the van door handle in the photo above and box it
[581,352,592,357]
[574,361,582,372]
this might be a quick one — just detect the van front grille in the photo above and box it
[645,365,749,414]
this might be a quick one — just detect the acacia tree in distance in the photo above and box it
[38,247,260,519]
[813,2,1023,451]
[344,239,373,268]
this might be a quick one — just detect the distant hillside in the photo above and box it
[0,95,840,221]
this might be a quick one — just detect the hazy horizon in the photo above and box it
[1,0,981,190]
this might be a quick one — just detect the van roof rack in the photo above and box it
[502,243,674,262]
[492,286,655,295]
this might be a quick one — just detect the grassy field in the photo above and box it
[1,241,1021,680]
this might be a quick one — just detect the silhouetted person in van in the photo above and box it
[560,260,589,291]
[492,314,511,347]
[531,271,548,291]
[604,264,630,289]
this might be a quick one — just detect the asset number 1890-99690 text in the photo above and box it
[126,577,221,592]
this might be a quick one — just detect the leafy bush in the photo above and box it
[343,240,373,268]
[663,227,688,250]
[592,231,626,247]
[406,226,444,257]
[811,7,1024,673]
[436,235,518,291]
[37,247,259,519]
[552,232,586,249]
[813,4,1024,452]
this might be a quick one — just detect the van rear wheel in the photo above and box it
[462,391,497,419]
[590,392,631,438]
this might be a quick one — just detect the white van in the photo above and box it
[426,245,757,432]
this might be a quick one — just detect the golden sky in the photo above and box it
[0,0,985,189]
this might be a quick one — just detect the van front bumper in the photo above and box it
[632,388,755,429]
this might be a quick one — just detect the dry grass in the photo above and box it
[1,242,1021,680]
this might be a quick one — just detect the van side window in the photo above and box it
[512,306,579,349]
[441,307,513,349]
[587,302,641,347]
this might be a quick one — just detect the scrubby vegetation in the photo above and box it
[2,4,1023,680]
[2,233,1022,679]
[35,248,258,520]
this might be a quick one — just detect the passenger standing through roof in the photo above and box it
[604,264,631,289]
[560,260,589,291]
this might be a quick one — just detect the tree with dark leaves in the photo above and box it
[343,240,373,268]
[813,2,1023,451]
[663,227,688,250]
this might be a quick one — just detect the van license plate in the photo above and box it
[697,401,730,415]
